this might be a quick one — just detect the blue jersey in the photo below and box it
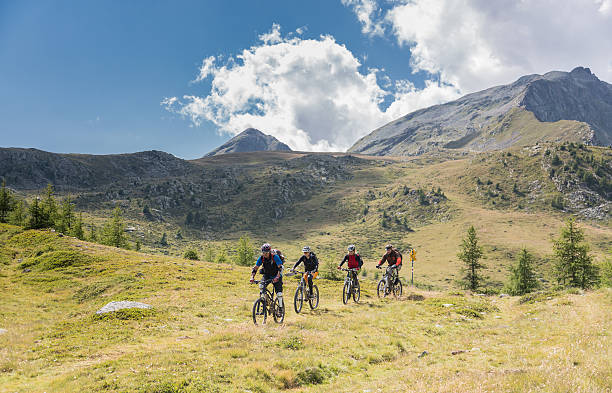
[256,254,283,277]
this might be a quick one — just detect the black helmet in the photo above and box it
[385,244,393,250]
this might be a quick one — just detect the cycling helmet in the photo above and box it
[302,246,311,253]
[261,243,271,252]
[385,244,393,250]
[347,244,356,252]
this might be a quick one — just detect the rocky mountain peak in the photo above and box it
[205,128,292,157]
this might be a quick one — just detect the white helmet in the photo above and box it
[347,244,356,252]
[302,246,311,253]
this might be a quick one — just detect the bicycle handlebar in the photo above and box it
[340,268,359,272]
[251,278,274,284]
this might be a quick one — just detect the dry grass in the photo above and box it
[0,225,610,392]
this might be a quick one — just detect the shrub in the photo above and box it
[183,250,199,260]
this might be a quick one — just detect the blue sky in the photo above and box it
[1,1,611,158]
[0,0,421,158]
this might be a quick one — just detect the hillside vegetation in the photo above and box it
[1,225,610,392]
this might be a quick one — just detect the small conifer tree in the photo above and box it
[458,225,485,291]
[553,219,599,289]
[507,248,538,295]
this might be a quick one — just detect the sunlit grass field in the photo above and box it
[1,224,610,392]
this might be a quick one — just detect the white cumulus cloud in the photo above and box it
[348,0,612,92]
[163,25,459,151]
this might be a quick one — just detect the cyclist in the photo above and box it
[291,246,319,299]
[376,244,402,285]
[337,244,363,286]
[250,243,284,307]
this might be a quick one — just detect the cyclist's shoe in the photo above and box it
[376,265,382,269]
[337,266,341,270]
[250,278,255,283]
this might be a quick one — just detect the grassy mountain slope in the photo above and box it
[7,144,607,291]
[1,225,610,392]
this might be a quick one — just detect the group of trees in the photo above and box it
[458,219,605,294]
[0,181,132,250]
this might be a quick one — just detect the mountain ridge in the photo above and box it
[349,67,612,156]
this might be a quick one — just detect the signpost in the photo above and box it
[410,249,416,285]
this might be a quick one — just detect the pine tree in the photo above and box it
[235,236,255,266]
[553,219,599,289]
[57,196,75,234]
[0,180,14,223]
[71,212,85,240]
[159,232,168,247]
[458,226,485,291]
[101,207,129,249]
[88,225,97,242]
[507,248,538,295]
[41,184,57,228]
[25,198,46,229]
[9,200,26,227]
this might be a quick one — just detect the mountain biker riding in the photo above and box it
[251,243,284,307]
[337,244,363,286]
[291,246,319,299]
[376,244,402,285]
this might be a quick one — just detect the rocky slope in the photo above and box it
[205,128,291,156]
[0,148,196,190]
[349,67,612,156]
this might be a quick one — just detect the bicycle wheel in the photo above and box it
[353,281,360,303]
[309,285,319,309]
[252,298,267,325]
[273,297,285,323]
[342,282,350,304]
[377,280,386,298]
[393,280,403,298]
[294,286,304,314]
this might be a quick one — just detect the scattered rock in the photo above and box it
[442,304,454,307]
[451,350,466,355]
[201,328,211,334]
[418,351,428,358]
[176,336,192,340]
[96,301,152,314]
[475,293,486,297]
[57,233,63,237]
[407,294,425,301]
[22,268,31,273]
[135,272,144,278]
[499,293,510,298]
[75,244,82,247]
[0,328,7,335]
[17,258,22,263]
[223,318,233,322]
[494,316,502,319]
[435,324,443,328]
[470,347,481,352]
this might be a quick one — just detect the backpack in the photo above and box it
[272,249,285,263]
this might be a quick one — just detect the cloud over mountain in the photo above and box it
[348,0,612,92]
[163,26,459,152]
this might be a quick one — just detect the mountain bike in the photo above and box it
[377,265,402,298]
[287,270,319,313]
[341,268,360,304]
[251,278,285,325]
